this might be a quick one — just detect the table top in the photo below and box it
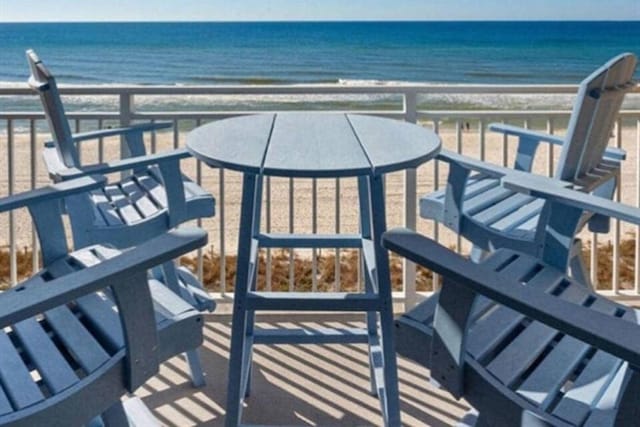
[186,113,441,178]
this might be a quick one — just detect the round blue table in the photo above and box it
[187,113,440,427]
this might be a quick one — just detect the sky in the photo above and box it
[1,0,639,22]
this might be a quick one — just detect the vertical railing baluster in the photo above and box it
[288,177,295,291]
[195,119,204,282]
[590,233,599,287]
[455,120,463,254]
[403,91,418,308]
[119,93,132,161]
[266,176,272,292]
[546,118,555,177]
[219,168,226,295]
[479,119,486,162]
[150,119,157,154]
[334,177,341,291]
[636,118,640,295]
[173,119,179,149]
[501,120,508,167]
[589,107,599,287]
[75,119,81,163]
[30,120,39,273]
[98,119,105,163]
[7,119,16,286]
[432,119,442,292]
[612,119,622,292]
[312,178,318,292]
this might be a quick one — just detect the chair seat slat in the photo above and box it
[485,283,591,387]
[463,186,515,216]
[515,298,624,410]
[420,174,498,220]
[489,199,545,233]
[0,387,13,417]
[44,306,111,373]
[135,171,169,209]
[471,193,535,225]
[75,293,124,352]
[12,318,78,394]
[467,263,564,362]
[551,309,639,425]
[0,331,43,410]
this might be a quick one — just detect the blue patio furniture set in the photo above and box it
[0,50,636,426]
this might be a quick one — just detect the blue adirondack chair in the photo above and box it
[383,175,640,426]
[26,50,215,306]
[0,175,208,426]
[421,53,636,284]
[26,49,216,387]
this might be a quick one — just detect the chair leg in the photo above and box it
[184,349,206,388]
[101,400,129,427]
[152,261,208,387]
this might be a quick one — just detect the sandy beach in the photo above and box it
[2,122,638,254]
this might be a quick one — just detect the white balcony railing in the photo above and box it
[1,83,639,310]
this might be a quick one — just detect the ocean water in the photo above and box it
[1,21,639,113]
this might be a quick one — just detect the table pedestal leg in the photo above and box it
[358,176,381,396]
[225,173,261,427]
[367,174,401,427]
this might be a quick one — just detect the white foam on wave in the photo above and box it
[338,78,395,86]
[2,80,638,111]
[0,81,29,88]
[422,93,576,110]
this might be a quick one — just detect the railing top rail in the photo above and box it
[4,82,639,96]
[2,110,640,121]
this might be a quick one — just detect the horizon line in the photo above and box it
[1,19,639,24]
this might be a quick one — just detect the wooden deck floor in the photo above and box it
[136,313,470,426]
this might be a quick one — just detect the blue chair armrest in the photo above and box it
[58,148,191,177]
[0,175,105,213]
[489,123,565,145]
[490,123,627,164]
[489,123,563,172]
[70,122,172,144]
[0,227,207,329]
[437,149,513,177]
[503,173,640,225]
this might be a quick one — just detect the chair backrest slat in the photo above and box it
[26,49,79,168]
[556,53,637,181]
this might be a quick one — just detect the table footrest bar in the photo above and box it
[245,292,382,311]
[258,233,363,248]
[253,327,371,344]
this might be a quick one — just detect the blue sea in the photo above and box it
[1,21,639,112]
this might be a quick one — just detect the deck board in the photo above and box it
[138,314,469,426]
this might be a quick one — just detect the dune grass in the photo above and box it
[1,237,635,292]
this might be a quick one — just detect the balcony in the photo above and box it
[1,82,639,425]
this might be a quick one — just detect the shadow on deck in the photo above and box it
[136,313,469,426]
